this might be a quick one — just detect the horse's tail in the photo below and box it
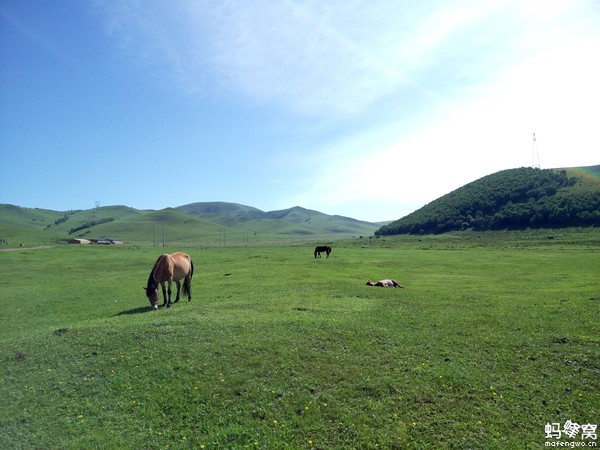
[183,276,191,300]
[183,259,193,301]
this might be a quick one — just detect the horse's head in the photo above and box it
[144,286,159,310]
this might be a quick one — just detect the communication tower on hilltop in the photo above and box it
[532,133,540,169]
[94,201,100,221]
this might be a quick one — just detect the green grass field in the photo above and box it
[1,230,599,449]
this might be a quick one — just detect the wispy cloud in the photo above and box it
[92,0,600,220]
[1,5,77,67]
[284,0,600,219]
[95,0,559,118]
[96,0,408,115]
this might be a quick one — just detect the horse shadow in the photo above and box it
[114,306,150,316]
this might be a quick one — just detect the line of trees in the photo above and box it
[69,218,115,235]
[376,168,600,236]
[44,211,76,230]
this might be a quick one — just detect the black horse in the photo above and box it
[314,246,332,258]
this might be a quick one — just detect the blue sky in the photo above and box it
[1,1,599,222]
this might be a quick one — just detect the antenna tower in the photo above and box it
[532,133,540,168]
[94,201,100,221]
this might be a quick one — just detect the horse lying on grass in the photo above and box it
[314,246,332,258]
[144,252,194,310]
[366,279,405,288]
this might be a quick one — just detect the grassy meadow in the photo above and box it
[1,229,599,449]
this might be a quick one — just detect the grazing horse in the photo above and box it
[314,245,332,258]
[144,252,194,310]
[366,279,404,288]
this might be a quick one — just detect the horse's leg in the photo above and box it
[160,282,168,308]
[166,280,173,307]
[173,280,181,303]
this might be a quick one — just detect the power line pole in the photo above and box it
[152,215,165,247]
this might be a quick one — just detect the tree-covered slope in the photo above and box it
[376,166,600,235]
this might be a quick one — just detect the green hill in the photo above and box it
[0,205,65,244]
[376,165,600,236]
[176,201,263,218]
[0,202,379,246]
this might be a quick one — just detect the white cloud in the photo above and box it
[95,1,536,118]
[289,2,600,221]
[93,0,600,221]
[96,0,599,118]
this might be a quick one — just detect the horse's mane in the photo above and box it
[145,255,162,297]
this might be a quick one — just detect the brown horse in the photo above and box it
[144,252,194,310]
[366,279,404,288]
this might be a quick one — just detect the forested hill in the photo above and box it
[376,166,600,236]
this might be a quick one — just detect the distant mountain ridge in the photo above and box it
[176,202,263,217]
[0,202,381,246]
[175,203,379,227]
[376,165,600,236]
[4,165,598,245]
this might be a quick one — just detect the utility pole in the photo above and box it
[152,215,165,247]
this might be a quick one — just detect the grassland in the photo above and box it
[1,229,599,449]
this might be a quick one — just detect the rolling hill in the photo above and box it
[4,165,598,245]
[0,202,380,247]
[376,165,600,236]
